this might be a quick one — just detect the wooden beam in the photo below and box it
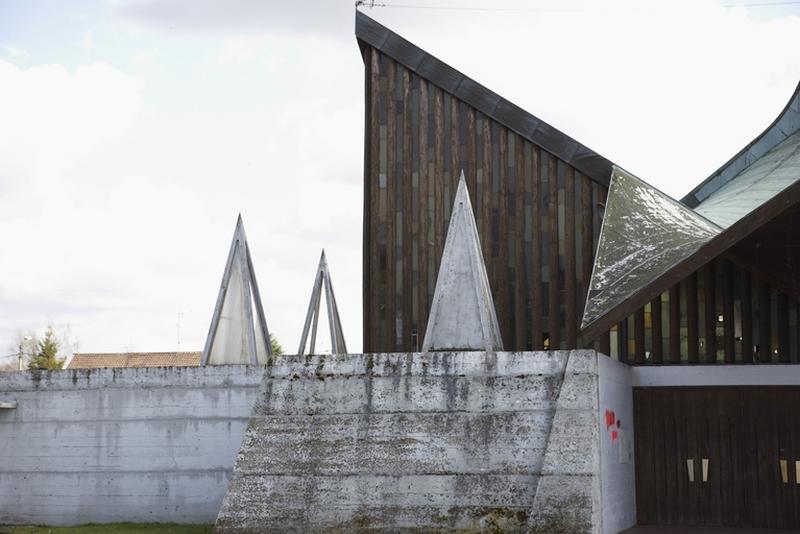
[548,154,560,349]
[668,285,681,363]
[704,261,717,363]
[634,308,646,364]
[778,292,790,363]
[565,166,577,348]
[651,294,663,363]
[758,281,771,362]
[688,273,699,363]
[724,250,800,303]
[742,270,754,363]
[531,147,542,349]
[723,260,735,363]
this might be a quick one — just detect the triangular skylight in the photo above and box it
[201,215,272,365]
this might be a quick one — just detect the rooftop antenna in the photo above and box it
[297,250,347,355]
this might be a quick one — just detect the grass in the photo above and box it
[1,524,213,534]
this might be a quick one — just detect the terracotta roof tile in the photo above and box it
[67,351,202,369]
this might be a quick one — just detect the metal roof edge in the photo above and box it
[682,79,800,208]
[582,178,800,342]
[355,10,614,187]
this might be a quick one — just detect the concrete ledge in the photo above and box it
[0,364,266,391]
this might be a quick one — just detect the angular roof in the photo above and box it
[582,81,800,341]
[355,10,614,187]
[67,352,201,369]
[695,130,800,228]
[581,167,722,331]
[683,80,800,208]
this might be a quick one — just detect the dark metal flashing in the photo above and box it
[355,10,614,187]
[582,178,800,342]
[683,80,800,208]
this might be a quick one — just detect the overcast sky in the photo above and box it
[1,0,799,358]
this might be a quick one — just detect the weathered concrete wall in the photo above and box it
[0,365,265,526]
[528,350,601,533]
[215,350,604,533]
[597,356,636,534]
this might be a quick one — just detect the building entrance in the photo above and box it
[634,387,800,529]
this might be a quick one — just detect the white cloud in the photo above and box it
[132,50,158,67]
[4,45,29,58]
[0,60,143,188]
[0,60,145,350]
[81,31,95,50]
[208,37,258,66]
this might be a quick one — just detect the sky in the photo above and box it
[1,0,799,360]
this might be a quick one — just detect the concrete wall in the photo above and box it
[215,350,604,533]
[0,365,265,526]
[11,355,789,530]
[597,356,636,534]
[529,350,601,533]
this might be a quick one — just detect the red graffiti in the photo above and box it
[605,409,616,429]
[605,409,623,444]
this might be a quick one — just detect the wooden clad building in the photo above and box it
[357,12,800,367]
[357,11,613,354]
[356,13,800,529]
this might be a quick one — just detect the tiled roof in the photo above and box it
[67,351,202,369]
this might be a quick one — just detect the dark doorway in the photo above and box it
[634,387,800,529]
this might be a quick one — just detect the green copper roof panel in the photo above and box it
[694,130,800,228]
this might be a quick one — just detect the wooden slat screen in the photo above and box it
[607,258,800,364]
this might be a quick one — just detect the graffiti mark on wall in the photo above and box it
[604,408,631,463]
[604,409,621,442]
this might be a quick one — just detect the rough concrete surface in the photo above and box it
[0,365,265,526]
[215,350,602,533]
[421,175,503,353]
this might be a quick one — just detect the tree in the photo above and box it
[28,326,65,370]
[270,334,283,356]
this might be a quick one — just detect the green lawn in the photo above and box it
[2,524,212,534]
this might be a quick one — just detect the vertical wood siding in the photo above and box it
[363,47,605,353]
[607,258,800,364]
[364,45,797,364]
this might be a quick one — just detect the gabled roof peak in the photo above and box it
[355,10,614,187]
